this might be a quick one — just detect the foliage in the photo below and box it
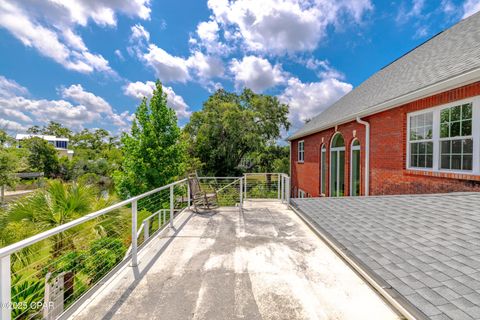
[7,180,101,256]
[251,145,289,174]
[22,137,59,177]
[184,88,290,176]
[114,81,186,198]
[82,237,126,283]
[0,147,19,189]
[35,121,73,138]
[11,275,45,320]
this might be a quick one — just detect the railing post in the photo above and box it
[170,185,174,228]
[286,177,291,206]
[187,182,191,210]
[281,175,284,203]
[143,219,149,241]
[244,174,247,201]
[0,255,11,320]
[158,211,162,228]
[239,177,243,209]
[131,200,138,267]
[277,173,281,200]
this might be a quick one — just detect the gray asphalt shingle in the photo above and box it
[292,193,480,320]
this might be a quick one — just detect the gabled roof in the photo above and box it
[288,12,480,141]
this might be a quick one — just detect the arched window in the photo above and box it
[350,139,361,196]
[320,144,327,195]
[330,133,345,197]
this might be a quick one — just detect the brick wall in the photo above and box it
[291,81,480,197]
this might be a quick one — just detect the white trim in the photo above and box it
[350,139,361,197]
[330,133,345,197]
[289,67,480,141]
[320,144,327,195]
[298,189,306,198]
[298,140,305,163]
[406,96,480,175]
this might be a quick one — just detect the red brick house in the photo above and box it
[288,12,480,198]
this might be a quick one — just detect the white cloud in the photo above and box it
[115,49,125,61]
[0,76,130,131]
[0,0,151,74]
[206,0,373,54]
[0,119,26,131]
[132,26,224,86]
[187,51,225,80]
[143,45,191,83]
[123,81,191,119]
[279,77,352,129]
[130,24,150,42]
[230,56,285,92]
[463,0,480,18]
[0,76,28,98]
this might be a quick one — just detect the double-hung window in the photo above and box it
[409,112,434,168]
[298,140,304,162]
[439,103,473,171]
[407,99,478,174]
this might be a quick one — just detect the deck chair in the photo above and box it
[188,172,219,212]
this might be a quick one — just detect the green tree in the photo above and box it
[114,81,185,198]
[22,137,59,177]
[0,148,19,202]
[6,180,111,256]
[185,88,290,176]
[41,121,73,138]
[252,145,290,174]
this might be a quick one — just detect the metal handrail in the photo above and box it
[0,178,187,258]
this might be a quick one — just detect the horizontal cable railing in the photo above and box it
[0,174,290,320]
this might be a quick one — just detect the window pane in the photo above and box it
[450,122,460,137]
[426,155,433,168]
[462,103,472,119]
[419,142,425,153]
[426,142,433,153]
[441,141,450,154]
[451,105,461,121]
[440,123,449,138]
[425,127,433,139]
[410,154,417,167]
[452,140,462,154]
[451,154,462,170]
[461,120,472,136]
[441,155,450,169]
[418,155,426,167]
[463,139,473,154]
[441,109,450,123]
[463,155,473,170]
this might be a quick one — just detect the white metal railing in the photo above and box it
[0,178,190,320]
[0,174,290,320]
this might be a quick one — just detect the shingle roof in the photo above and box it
[288,12,480,140]
[292,193,480,320]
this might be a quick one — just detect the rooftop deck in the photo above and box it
[67,201,399,320]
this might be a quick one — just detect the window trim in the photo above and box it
[320,144,327,195]
[406,96,480,175]
[350,139,361,196]
[298,189,306,198]
[298,140,305,163]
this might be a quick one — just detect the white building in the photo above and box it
[16,134,74,158]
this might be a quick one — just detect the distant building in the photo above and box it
[16,134,74,158]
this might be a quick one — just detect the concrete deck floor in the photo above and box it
[69,201,400,320]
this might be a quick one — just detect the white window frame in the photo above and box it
[298,189,306,198]
[320,144,327,195]
[298,140,304,163]
[406,96,480,175]
[350,139,361,196]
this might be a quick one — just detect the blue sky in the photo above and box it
[0,0,479,135]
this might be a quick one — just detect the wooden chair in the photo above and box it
[188,172,218,212]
